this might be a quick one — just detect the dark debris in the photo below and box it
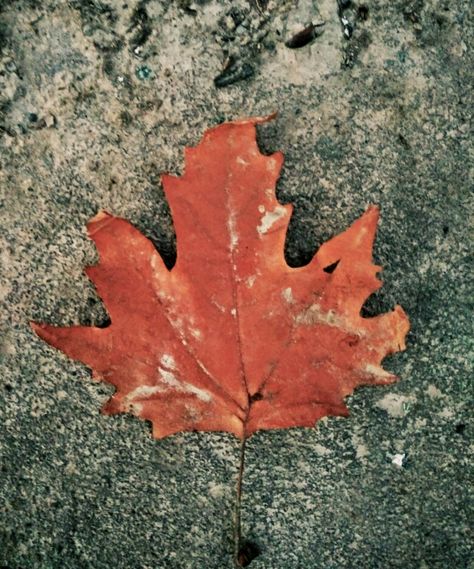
[128,1,153,52]
[214,57,254,88]
[285,22,325,49]
[238,541,261,567]
[213,5,272,88]
[342,29,371,68]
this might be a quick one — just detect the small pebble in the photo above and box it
[136,65,152,80]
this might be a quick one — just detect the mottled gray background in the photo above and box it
[0,0,472,568]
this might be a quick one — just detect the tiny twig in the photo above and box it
[233,435,247,567]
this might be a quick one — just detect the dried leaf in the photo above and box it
[32,116,410,440]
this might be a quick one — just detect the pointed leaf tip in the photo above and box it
[87,210,115,236]
[30,321,43,336]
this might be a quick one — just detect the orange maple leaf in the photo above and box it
[32,116,410,440]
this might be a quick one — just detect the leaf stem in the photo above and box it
[233,434,247,567]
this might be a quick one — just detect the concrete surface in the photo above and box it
[0,0,472,568]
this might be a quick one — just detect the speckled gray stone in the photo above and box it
[0,1,472,568]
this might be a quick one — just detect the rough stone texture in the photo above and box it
[0,1,472,568]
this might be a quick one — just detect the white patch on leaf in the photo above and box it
[227,209,239,251]
[296,304,340,327]
[246,275,256,288]
[190,327,202,340]
[212,300,226,312]
[257,205,287,235]
[128,385,164,398]
[160,354,176,370]
[364,364,394,379]
[185,384,212,402]
[158,368,212,403]
[129,402,143,414]
[125,366,213,405]
[295,303,367,337]
[282,287,294,304]
[160,367,212,402]
[266,157,278,172]
[159,368,181,387]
